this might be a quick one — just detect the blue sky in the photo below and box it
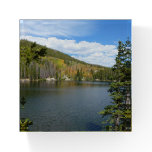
[20,20,131,67]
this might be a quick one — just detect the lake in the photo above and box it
[20,81,112,131]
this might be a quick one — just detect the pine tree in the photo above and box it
[20,41,47,79]
[38,66,40,79]
[75,69,82,81]
[56,71,59,80]
[99,40,131,131]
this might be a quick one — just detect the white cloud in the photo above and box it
[20,36,117,67]
[20,20,93,37]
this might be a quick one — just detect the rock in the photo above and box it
[20,79,30,82]
[95,79,100,81]
[65,77,71,81]
[46,77,56,81]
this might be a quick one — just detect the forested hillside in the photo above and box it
[20,40,115,81]
[99,40,131,131]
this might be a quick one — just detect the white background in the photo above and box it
[0,0,152,152]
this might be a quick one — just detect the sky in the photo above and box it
[20,20,131,67]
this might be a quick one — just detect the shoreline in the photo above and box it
[20,78,112,83]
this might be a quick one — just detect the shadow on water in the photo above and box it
[86,122,102,131]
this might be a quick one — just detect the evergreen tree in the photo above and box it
[38,66,40,79]
[99,40,131,131]
[75,69,83,81]
[20,41,47,79]
[20,97,33,131]
[79,68,83,81]
[56,71,59,80]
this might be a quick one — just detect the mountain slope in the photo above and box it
[21,40,87,65]
[20,39,114,81]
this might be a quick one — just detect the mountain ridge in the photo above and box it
[20,39,107,68]
[20,39,114,81]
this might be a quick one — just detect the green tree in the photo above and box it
[20,97,33,131]
[20,118,33,131]
[56,71,59,80]
[20,41,46,66]
[99,40,131,131]
[20,41,47,79]
[75,69,83,81]
[38,66,40,79]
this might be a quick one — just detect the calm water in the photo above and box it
[20,81,112,131]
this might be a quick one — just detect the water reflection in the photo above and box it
[20,81,112,131]
[20,80,111,88]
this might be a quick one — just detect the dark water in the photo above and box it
[20,81,112,131]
